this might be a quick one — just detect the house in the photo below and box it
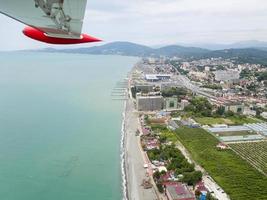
[261,112,267,119]
[196,181,208,200]
[223,102,244,114]
[181,99,190,110]
[165,182,196,200]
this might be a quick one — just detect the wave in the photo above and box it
[120,101,128,200]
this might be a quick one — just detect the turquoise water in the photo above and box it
[0,53,138,200]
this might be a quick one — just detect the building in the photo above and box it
[188,71,207,80]
[165,182,195,200]
[214,70,240,82]
[223,102,244,114]
[145,74,172,82]
[165,97,179,110]
[137,96,164,111]
[180,99,189,110]
[243,107,257,116]
[261,112,267,119]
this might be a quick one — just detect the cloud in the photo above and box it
[1,0,267,49]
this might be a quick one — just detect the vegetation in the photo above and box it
[201,84,222,90]
[256,71,267,82]
[185,96,213,117]
[159,130,178,143]
[194,114,260,125]
[229,141,267,175]
[161,87,188,98]
[227,115,260,124]
[240,68,254,79]
[131,86,137,99]
[148,145,202,186]
[194,117,230,125]
[175,127,267,200]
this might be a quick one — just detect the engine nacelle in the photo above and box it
[23,26,101,45]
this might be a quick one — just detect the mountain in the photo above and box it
[155,45,209,57]
[40,41,210,57]
[180,40,267,50]
[199,48,267,65]
[37,41,267,65]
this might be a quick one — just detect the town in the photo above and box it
[125,57,267,200]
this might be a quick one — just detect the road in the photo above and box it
[175,141,230,200]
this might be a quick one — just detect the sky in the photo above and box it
[1,0,267,50]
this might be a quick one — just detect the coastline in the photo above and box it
[121,101,128,200]
[122,94,158,199]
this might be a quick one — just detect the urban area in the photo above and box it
[123,56,267,200]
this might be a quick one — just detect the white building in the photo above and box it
[214,70,240,82]
[181,99,189,110]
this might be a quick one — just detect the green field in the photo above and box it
[229,142,267,175]
[194,117,231,125]
[175,127,267,200]
[195,116,261,125]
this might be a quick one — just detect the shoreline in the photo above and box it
[122,98,158,200]
[121,101,128,200]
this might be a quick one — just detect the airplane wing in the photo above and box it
[0,0,88,39]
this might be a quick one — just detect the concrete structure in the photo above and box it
[243,107,257,116]
[220,135,264,142]
[180,99,189,110]
[145,74,171,82]
[188,71,207,80]
[245,123,267,136]
[214,70,240,82]
[224,102,244,114]
[165,97,178,110]
[261,112,267,119]
[208,126,251,133]
[165,183,195,200]
[137,96,164,111]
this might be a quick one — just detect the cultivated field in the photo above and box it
[175,127,267,200]
[229,141,267,175]
[195,116,261,125]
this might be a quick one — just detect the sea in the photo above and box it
[0,52,138,200]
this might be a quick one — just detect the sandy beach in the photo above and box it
[123,98,158,200]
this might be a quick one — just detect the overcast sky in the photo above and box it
[1,0,267,50]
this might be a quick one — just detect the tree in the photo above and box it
[153,171,161,180]
[182,171,203,186]
[216,106,225,116]
[185,97,213,117]
[225,110,234,117]
[206,192,217,200]
[156,183,164,193]
[162,87,187,98]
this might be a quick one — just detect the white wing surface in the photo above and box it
[0,0,88,39]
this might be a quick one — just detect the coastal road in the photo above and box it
[125,99,158,200]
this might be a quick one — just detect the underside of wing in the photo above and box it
[0,0,88,39]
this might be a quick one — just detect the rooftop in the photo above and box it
[166,182,195,200]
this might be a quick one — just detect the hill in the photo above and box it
[199,48,267,65]
[38,41,267,65]
[40,41,210,57]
